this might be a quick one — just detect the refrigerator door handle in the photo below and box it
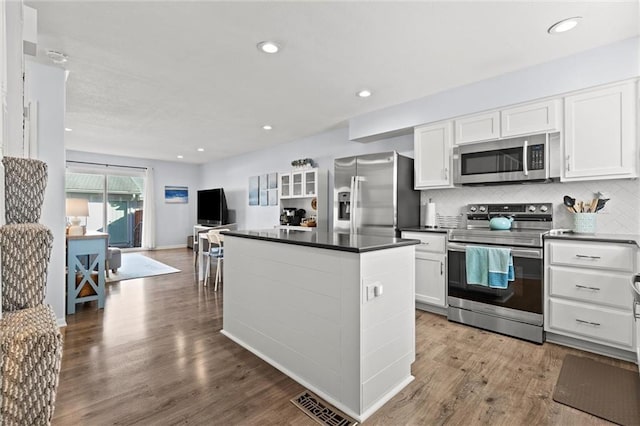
[349,176,357,234]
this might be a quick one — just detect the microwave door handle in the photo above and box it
[523,140,529,176]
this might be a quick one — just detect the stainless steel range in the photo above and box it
[447,203,553,344]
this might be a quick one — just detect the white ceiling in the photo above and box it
[27,1,639,164]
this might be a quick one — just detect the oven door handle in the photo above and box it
[447,242,542,259]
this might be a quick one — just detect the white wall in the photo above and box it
[66,150,199,248]
[350,37,640,142]
[199,127,413,230]
[5,0,24,156]
[24,60,66,325]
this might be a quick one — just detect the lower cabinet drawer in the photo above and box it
[548,266,632,309]
[401,232,446,254]
[548,241,634,272]
[548,298,634,348]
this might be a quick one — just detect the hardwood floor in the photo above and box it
[54,248,637,425]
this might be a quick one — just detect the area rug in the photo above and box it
[106,253,180,283]
[291,390,358,426]
[553,354,640,425]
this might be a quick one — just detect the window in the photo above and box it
[65,171,145,248]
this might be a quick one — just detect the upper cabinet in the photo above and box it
[280,168,321,199]
[279,173,291,198]
[414,121,453,189]
[562,81,637,181]
[501,99,560,137]
[454,111,500,144]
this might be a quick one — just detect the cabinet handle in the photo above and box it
[575,254,601,260]
[440,261,444,275]
[566,155,571,172]
[420,242,430,245]
[575,284,601,291]
[575,318,601,327]
[443,168,448,179]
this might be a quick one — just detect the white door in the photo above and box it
[414,121,453,189]
[454,111,500,144]
[415,251,446,307]
[303,169,317,197]
[291,171,304,197]
[501,99,560,137]
[279,173,291,198]
[563,82,637,181]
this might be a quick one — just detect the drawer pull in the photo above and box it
[575,284,601,291]
[420,242,430,245]
[575,318,601,327]
[575,254,601,260]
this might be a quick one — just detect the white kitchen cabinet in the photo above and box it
[501,99,560,137]
[279,173,291,198]
[402,231,447,314]
[303,169,318,197]
[545,239,637,358]
[562,81,637,181]
[279,168,329,231]
[281,168,320,199]
[414,121,453,189]
[291,171,304,197]
[454,111,500,144]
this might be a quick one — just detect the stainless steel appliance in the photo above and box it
[447,203,554,343]
[452,133,560,185]
[334,151,419,237]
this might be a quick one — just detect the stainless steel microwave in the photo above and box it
[452,133,560,185]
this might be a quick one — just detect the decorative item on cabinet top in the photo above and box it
[291,158,314,169]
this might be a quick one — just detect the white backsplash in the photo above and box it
[421,179,640,235]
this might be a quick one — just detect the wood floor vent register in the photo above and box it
[290,391,358,426]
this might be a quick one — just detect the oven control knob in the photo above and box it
[469,206,477,212]
[540,205,548,213]
[528,205,536,212]
[479,206,486,213]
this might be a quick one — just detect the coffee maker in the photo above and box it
[280,207,296,225]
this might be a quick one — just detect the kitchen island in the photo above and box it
[220,229,419,422]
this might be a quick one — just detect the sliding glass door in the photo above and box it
[66,171,145,248]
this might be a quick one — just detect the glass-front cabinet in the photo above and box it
[292,172,304,197]
[279,173,291,198]
[304,170,317,197]
[280,168,319,199]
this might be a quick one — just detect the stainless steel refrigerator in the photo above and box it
[334,151,420,237]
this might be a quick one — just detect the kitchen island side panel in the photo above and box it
[360,246,415,412]
[222,236,362,414]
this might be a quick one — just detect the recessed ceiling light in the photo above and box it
[257,41,280,54]
[357,89,372,98]
[197,148,204,152]
[64,127,72,132]
[548,17,582,34]
[263,125,273,130]
[177,155,184,159]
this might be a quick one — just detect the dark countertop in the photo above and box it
[222,229,420,253]
[401,227,450,234]
[544,231,640,246]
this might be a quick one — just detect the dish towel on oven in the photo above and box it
[466,246,515,289]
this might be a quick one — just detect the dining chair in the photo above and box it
[204,229,229,290]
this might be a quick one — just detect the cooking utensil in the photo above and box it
[563,195,577,213]
[589,198,598,213]
[489,216,514,230]
[577,201,583,213]
[595,198,610,212]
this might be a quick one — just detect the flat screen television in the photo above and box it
[197,188,228,226]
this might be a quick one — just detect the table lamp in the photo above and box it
[66,198,89,236]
